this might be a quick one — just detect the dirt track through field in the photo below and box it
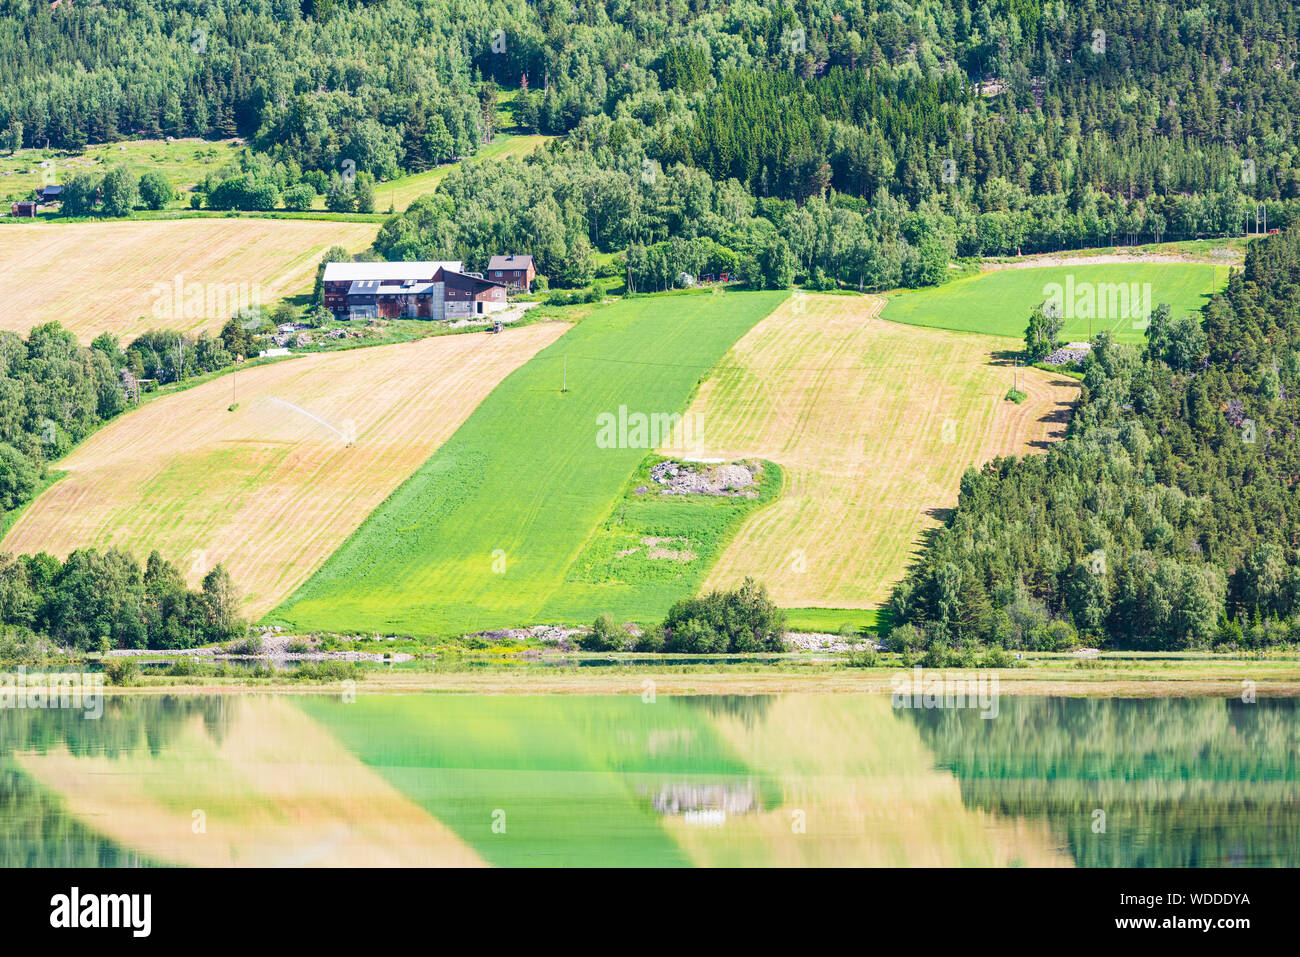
[3,324,567,617]
[661,293,1079,609]
[0,218,378,342]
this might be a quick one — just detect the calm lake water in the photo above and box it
[1,694,1295,867]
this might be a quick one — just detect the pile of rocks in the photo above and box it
[784,631,883,653]
[649,460,758,497]
[1042,342,1092,366]
[469,624,582,644]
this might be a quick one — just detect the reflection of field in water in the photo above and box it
[3,694,1294,867]
[11,697,482,867]
[663,695,1068,867]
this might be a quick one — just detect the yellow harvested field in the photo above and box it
[0,218,378,342]
[661,293,1079,608]
[3,323,568,616]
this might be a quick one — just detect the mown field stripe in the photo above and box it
[271,290,788,635]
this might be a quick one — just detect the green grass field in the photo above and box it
[270,289,788,635]
[2,132,550,217]
[377,133,555,212]
[882,263,1230,343]
[550,455,782,620]
[782,607,884,634]
[0,138,241,207]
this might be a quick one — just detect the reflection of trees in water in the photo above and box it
[680,694,775,728]
[0,695,228,758]
[0,761,149,866]
[0,695,232,867]
[905,698,1300,866]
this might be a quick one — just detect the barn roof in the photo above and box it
[487,254,534,271]
[442,269,508,291]
[324,260,462,282]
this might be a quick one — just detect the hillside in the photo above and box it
[882,262,1230,344]
[8,2,1296,300]
[662,293,1079,609]
[892,229,1300,649]
[271,290,788,635]
[379,134,555,212]
[1,324,567,617]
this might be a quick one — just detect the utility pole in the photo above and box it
[562,356,567,393]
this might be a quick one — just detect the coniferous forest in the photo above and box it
[5,1,1300,289]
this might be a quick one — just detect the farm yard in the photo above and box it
[1,323,567,617]
[271,290,789,635]
[660,293,1080,610]
[881,262,1229,343]
[0,218,378,341]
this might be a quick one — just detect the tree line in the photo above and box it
[7,2,1300,277]
[0,549,244,652]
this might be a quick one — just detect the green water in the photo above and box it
[0,695,1294,867]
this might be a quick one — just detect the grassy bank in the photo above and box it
[75,651,1300,697]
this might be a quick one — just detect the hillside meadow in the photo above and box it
[0,138,242,207]
[0,218,377,342]
[271,289,789,635]
[0,133,550,215]
[2,324,567,617]
[378,133,555,212]
[661,293,1080,610]
[882,262,1229,343]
